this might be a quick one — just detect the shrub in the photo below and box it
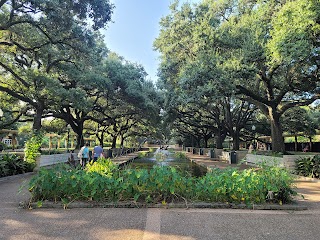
[24,133,43,164]
[86,158,118,176]
[295,155,320,178]
[0,154,35,177]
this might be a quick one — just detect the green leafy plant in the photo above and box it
[24,133,43,164]
[86,158,118,176]
[0,142,7,151]
[28,159,296,207]
[295,155,320,178]
[0,154,34,177]
[0,159,9,177]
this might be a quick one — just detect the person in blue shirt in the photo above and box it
[92,144,104,162]
[81,143,90,167]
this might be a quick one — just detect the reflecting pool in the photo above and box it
[127,148,207,177]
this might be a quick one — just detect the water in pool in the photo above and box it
[127,148,207,177]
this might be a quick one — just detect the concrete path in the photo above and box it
[1,173,320,240]
[1,152,320,239]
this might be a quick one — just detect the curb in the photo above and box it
[0,172,35,183]
[24,201,308,211]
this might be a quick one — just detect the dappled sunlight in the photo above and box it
[91,228,195,240]
[3,219,30,228]
[296,182,320,202]
[91,229,143,240]
[32,211,65,219]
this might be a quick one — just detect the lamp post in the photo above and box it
[66,124,71,151]
[212,133,215,147]
[252,125,256,150]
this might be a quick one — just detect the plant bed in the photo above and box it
[26,158,298,209]
[0,154,35,178]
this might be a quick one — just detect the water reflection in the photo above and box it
[128,149,207,177]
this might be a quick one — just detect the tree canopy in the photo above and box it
[155,0,320,152]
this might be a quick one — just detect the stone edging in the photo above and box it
[23,201,307,211]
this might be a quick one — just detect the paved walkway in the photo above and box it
[1,172,320,239]
[1,151,320,239]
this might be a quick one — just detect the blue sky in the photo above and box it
[103,0,200,82]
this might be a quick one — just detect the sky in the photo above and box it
[103,0,200,82]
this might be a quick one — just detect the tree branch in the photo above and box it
[236,84,271,107]
[280,94,320,114]
[0,85,35,106]
[0,61,31,87]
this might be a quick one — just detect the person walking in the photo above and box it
[81,143,90,167]
[92,144,104,162]
[77,145,85,166]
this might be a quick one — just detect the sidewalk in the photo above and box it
[2,173,320,240]
[2,151,320,239]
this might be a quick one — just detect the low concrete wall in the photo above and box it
[245,154,284,167]
[236,151,248,162]
[218,150,248,163]
[39,153,74,167]
[214,149,223,158]
[245,154,316,170]
[220,151,230,161]
[184,147,215,157]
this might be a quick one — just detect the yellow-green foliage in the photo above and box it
[86,158,117,177]
[24,133,43,164]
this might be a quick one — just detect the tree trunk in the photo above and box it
[294,135,298,152]
[232,132,240,150]
[309,136,313,152]
[74,122,84,149]
[215,128,226,149]
[269,108,285,152]
[111,135,117,149]
[98,132,104,147]
[196,138,201,148]
[33,102,44,132]
[204,137,208,148]
[120,135,125,148]
[75,133,84,149]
